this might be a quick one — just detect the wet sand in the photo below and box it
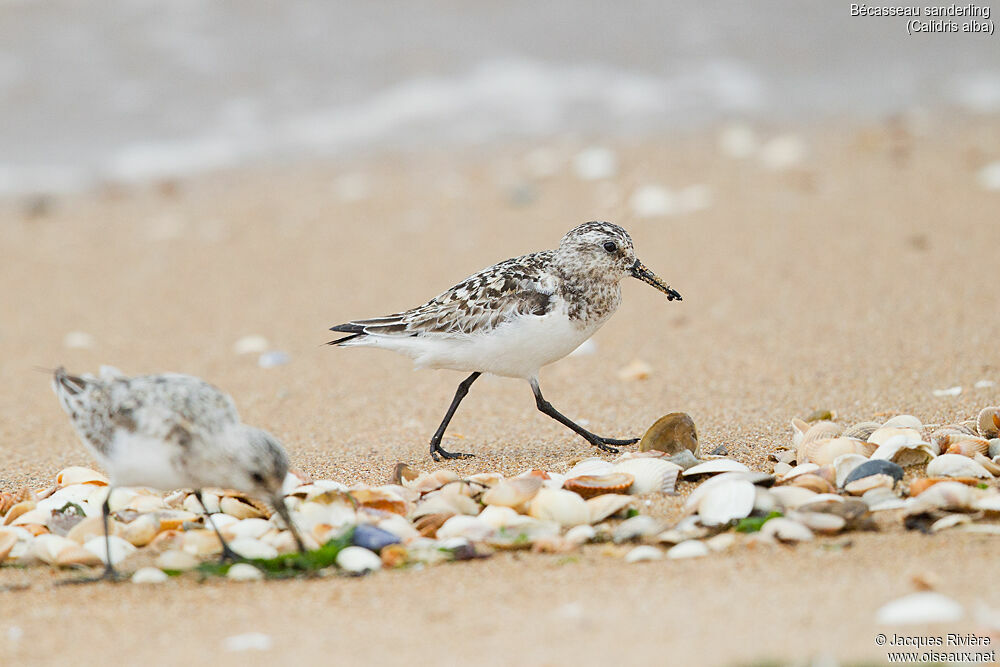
[1,116,999,665]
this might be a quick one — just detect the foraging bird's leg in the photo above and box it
[429,372,481,461]
[58,489,120,585]
[529,379,638,454]
[194,489,242,563]
[273,495,308,555]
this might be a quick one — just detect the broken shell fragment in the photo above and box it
[834,454,870,488]
[870,437,936,466]
[845,474,896,496]
[219,495,268,520]
[905,481,976,514]
[638,412,699,457]
[926,454,993,479]
[563,473,634,499]
[792,419,842,448]
[788,474,836,495]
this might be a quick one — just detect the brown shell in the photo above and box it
[638,413,699,457]
[977,407,1000,439]
[0,492,15,518]
[788,473,836,495]
[413,512,454,538]
[944,436,990,458]
[841,421,882,441]
[390,462,421,485]
[348,489,408,516]
[563,473,635,499]
[908,477,983,497]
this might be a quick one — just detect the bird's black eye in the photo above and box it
[603,241,618,253]
[251,472,265,484]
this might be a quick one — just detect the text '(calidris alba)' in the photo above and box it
[329,221,681,460]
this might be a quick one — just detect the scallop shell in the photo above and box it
[870,437,936,466]
[908,477,980,497]
[799,437,876,465]
[695,479,755,527]
[56,467,109,487]
[882,415,923,429]
[788,474,836,495]
[481,476,543,508]
[926,453,993,479]
[2,500,35,526]
[868,426,923,446]
[565,458,615,479]
[792,419,842,455]
[842,421,882,440]
[586,494,636,523]
[905,481,977,514]
[977,407,1000,439]
[563,473,634,499]
[681,459,749,478]
[943,435,990,458]
[528,489,590,527]
[402,469,461,494]
[637,412,699,457]
[973,453,1000,476]
[613,458,681,494]
[0,530,19,562]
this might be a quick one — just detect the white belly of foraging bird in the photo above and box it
[418,311,602,378]
[102,431,191,490]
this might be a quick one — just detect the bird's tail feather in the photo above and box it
[327,323,367,346]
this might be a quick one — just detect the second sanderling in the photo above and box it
[51,366,306,580]
[329,221,681,460]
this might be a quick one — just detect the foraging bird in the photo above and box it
[51,366,306,580]
[329,221,681,460]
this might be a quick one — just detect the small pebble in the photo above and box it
[233,335,269,355]
[336,546,382,574]
[624,545,663,563]
[226,563,264,582]
[710,445,728,456]
[975,380,996,389]
[155,550,199,571]
[572,147,617,181]
[351,524,401,553]
[258,350,290,368]
[131,567,168,584]
[932,386,962,397]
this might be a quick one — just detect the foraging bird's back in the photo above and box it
[328,221,682,460]
[52,367,288,496]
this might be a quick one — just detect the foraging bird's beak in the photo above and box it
[273,495,308,555]
[630,259,681,301]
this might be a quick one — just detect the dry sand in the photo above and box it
[1,116,999,665]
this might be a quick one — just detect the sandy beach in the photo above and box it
[2,116,1000,665]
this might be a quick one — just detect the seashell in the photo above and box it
[926,454,993,479]
[834,454,870,487]
[477,505,522,530]
[908,477,981,497]
[638,413,699,457]
[65,516,118,545]
[943,435,990,458]
[412,490,479,518]
[403,469,460,494]
[845,474,896,496]
[528,489,590,527]
[759,517,814,543]
[156,510,200,531]
[875,592,963,625]
[974,453,1000,476]
[155,549,199,571]
[229,538,278,560]
[989,439,1000,459]
[183,492,220,515]
[223,517,272,541]
[868,426,923,446]
[930,514,973,533]
[794,420,843,451]
[84,535,137,565]
[617,359,652,381]
[753,487,781,516]
[381,544,408,568]
[30,534,77,565]
[219,495,269,519]
[656,516,710,544]
[122,513,160,547]
[705,533,736,552]
[613,515,661,543]
[683,472,754,513]
[788,474,836,495]
[182,529,223,556]
[844,459,903,487]
[862,487,906,511]
[481,476,543,508]
[681,458,749,478]
[667,540,709,559]
[777,463,820,482]
[0,529,18,562]
[2,500,36,526]
[11,508,50,526]
[930,424,977,452]
[391,462,421,485]
[413,513,454,538]
[695,479,755,527]
[787,511,846,534]
[466,472,504,488]
[799,438,876,465]
[336,546,382,574]
[977,407,1000,439]
[131,567,169,584]
[667,450,702,470]
[624,545,663,563]
[126,494,167,513]
[586,494,635,523]
[56,467,109,487]
[773,462,793,477]
[870,437,936,466]
[905,481,976,514]
[768,486,818,511]
[227,563,264,581]
[972,493,1000,512]
[842,421,882,440]
[563,473,633,499]
[565,458,614,479]
[348,488,408,516]
[0,492,15,518]
[613,458,680,494]
[882,414,922,429]
[565,525,597,545]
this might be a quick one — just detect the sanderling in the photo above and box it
[329,221,681,460]
[51,366,306,580]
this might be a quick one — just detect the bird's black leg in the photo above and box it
[195,490,242,563]
[530,379,639,454]
[57,489,120,585]
[429,372,481,461]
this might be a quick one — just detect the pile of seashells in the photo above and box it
[1,407,999,581]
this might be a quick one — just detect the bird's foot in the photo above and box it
[218,546,243,564]
[597,436,639,446]
[430,444,475,462]
[587,438,620,454]
[57,565,123,586]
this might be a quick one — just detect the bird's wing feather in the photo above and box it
[340,251,556,338]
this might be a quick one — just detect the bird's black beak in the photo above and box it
[273,495,308,555]
[630,259,681,301]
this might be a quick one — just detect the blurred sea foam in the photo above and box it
[0,0,998,194]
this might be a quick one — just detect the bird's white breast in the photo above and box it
[102,430,190,490]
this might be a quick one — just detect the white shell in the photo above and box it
[682,459,749,477]
[881,415,923,430]
[564,525,597,545]
[229,538,278,560]
[612,458,680,494]
[585,494,635,523]
[226,518,273,540]
[870,436,936,466]
[768,486,819,510]
[844,474,896,496]
[777,463,819,482]
[624,545,663,563]
[696,479,755,527]
[787,511,846,534]
[926,454,993,479]
[833,454,869,488]
[905,481,976,514]
[861,487,906,511]
[759,518,814,543]
[667,540,709,559]
[436,515,495,541]
[121,513,160,547]
[336,546,382,574]
[84,535,137,565]
[131,567,168,584]
[565,458,614,479]
[481,476,543,509]
[528,489,590,527]
[155,550,199,571]
[612,515,661,542]
[227,563,264,581]
[875,592,963,625]
[56,467,109,487]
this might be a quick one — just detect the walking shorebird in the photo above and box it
[328,221,681,461]
[51,366,306,580]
